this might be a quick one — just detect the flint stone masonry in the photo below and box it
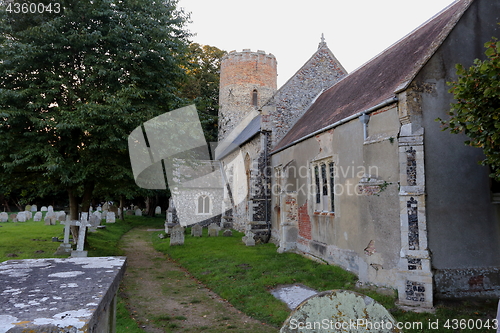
[0,256,126,333]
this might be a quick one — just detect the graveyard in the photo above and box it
[0,211,498,332]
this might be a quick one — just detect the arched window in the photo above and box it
[197,195,210,214]
[252,89,258,107]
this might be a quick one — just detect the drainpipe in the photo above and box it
[359,113,370,140]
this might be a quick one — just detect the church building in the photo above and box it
[215,0,500,310]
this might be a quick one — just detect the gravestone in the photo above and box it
[9,214,17,222]
[223,229,233,237]
[126,210,134,216]
[54,220,79,255]
[56,211,66,222]
[102,202,109,211]
[44,212,57,225]
[155,206,161,215]
[24,205,31,212]
[244,230,255,246]
[106,212,116,223]
[0,212,8,222]
[89,206,93,213]
[88,214,99,232]
[33,212,42,222]
[94,211,102,221]
[71,220,90,257]
[135,209,142,216]
[208,223,219,237]
[109,205,118,213]
[191,224,203,237]
[280,290,399,333]
[25,211,32,220]
[81,212,88,222]
[102,210,108,220]
[17,211,27,222]
[31,204,37,212]
[170,225,185,246]
[0,256,126,333]
[40,206,48,212]
[47,205,54,213]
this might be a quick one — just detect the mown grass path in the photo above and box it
[119,227,278,333]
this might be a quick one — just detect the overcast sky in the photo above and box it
[177,0,457,88]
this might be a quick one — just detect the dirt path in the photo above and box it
[119,227,279,333]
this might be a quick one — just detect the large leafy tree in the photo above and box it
[440,38,500,181]
[0,0,191,218]
[180,43,226,144]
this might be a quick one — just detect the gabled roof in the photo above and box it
[215,114,261,160]
[273,0,472,153]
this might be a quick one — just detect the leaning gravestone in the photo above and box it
[33,212,42,222]
[30,204,37,212]
[17,212,27,222]
[106,212,116,223]
[191,224,203,237]
[135,209,142,216]
[280,290,399,333]
[40,206,48,212]
[0,212,8,222]
[208,223,219,237]
[170,225,185,246]
[9,214,17,222]
[223,229,233,237]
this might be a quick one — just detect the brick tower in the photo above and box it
[218,49,277,141]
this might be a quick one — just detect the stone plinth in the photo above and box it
[0,256,127,332]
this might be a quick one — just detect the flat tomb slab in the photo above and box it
[0,256,126,332]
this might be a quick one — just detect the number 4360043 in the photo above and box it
[5,2,61,14]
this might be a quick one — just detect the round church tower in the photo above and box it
[218,49,277,141]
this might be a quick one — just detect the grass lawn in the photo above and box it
[152,227,499,332]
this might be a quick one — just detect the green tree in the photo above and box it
[440,38,500,181]
[180,43,226,144]
[0,0,191,219]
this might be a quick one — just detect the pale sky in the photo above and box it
[177,0,457,88]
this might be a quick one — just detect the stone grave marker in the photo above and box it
[102,210,108,220]
[208,223,219,237]
[24,205,31,212]
[155,206,161,215]
[102,202,109,211]
[170,225,185,246]
[93,211,102,221]
[31,204,37,212]
[9,214,17,222]
[191,224,203,237]
[126,210,134,216]
[223,229,233,237]
[0,212,8,222]
[106,212,116,223]
[280,290,399,333]
[88,214,99,232]
[54,220,79,255]
[17,211,27,222]
[47,205,54,213]
[40,206,48,212]
[25,211,33,220]
[244,230,255,246]
[44,213,57,225]
[33,212,42,222]
[56,211,66,222]
[71,220,90,257]
[135,209,142,216]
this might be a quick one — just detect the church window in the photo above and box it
[197,195,210,215]
[252,89,258,107]
[311,158,335,212]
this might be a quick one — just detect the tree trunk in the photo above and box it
[68,189,79,220]
[145,196,157,217]
[81,182,94,213]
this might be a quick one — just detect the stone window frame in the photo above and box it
[196,194,211,215]
[310,157,335,213]
[252,89,258,107]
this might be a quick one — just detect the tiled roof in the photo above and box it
[273,0,472,153]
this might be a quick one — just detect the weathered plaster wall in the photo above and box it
[271,107,402,289]
[417,0,500,298]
